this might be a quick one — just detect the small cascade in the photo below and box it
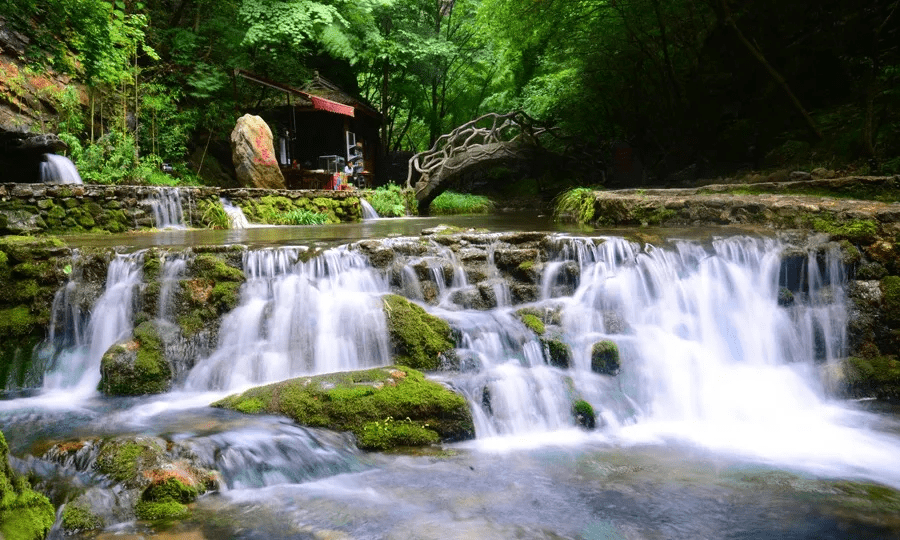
[39,154,83,184]
[220,197,251,229]
[360,199,380,220]
[148,187,187,229]
[42,252,144,396]
[157,253,187,322]
[184,246,392,391]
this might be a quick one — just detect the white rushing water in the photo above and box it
[184,246,392,390]
[360,199,380,220]
[40,154,83,184]
[42,252,144,397]
[220,197,252,229]
[148,187,187,229]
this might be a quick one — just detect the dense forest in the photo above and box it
[2,0,899,187]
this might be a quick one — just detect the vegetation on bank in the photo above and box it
[213,366,475,451]
[429,191,496,215]
[363,183,409,217]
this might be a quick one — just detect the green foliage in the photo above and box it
[197,199,231,230]
[277,209,330,225]
[554,188,597,223]
[429,191,495,215]
[365,183,408,217]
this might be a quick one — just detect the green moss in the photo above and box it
[0,430,56,540]
[61,502,103,532]
[382,294,454,370]
[844,355,900,400]
[189,254,245,282]
[591,340,620,375]
[135,499,188,521]
[542,338,572,369]
[357,417,440,451]
[0,235,65,262]
[213,366,474,450]
[807,215,878,244]
[143,478,199,504]
[176,312,205,336]
[517,312,545,335]
[95,438,163,485]
[881,276,900,326]
[572,399,596,429]
[0,306,35,338]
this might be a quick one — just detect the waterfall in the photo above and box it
[360,199,380,220]
[184,246,392,391]
[220,197,251,229]
[148,187,187,229]
[39,154,83,184]
[42,253,144,396]
[157,253,187,322]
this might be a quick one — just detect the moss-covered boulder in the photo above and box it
[842,355,900,400]
[516,308,546,335]
[382,294,455,370]
[542,337,572,369]
[60,501,103,533]
[591,340,620,375]
[573,399,596,429]
[0,430,55,540]
[173,252,246,337]
[213,366,475,451]
[99,321,172,396]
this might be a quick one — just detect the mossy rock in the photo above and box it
[382,294,455,370]
[0,430,56,540]
[99,321,172,396]
[61,502,103,533]
[135,499,189,521]
[516,309,545,335]
[213,366,475,451]
[542,337,572,369]
[0,235,66,262]
[94,437,164,487]
[591,340,620,375]
[843,355,900,400]
[573,399,596,429]
[188,254,245,282]
[881,276,900,327]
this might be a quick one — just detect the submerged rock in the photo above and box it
[213,366,475,451]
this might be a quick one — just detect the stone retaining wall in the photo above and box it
[0,184,362,235]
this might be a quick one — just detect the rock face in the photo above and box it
[213,366,475,451]
[230,114,286,190]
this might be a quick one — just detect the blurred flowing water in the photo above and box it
[3,217,900,539]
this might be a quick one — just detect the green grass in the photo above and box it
[429,191,495,215]
[553,187,596,223]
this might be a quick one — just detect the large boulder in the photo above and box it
[99,321,172,396]
[213,366,475,451]
[229,114,286,189]
[382,294,455,370]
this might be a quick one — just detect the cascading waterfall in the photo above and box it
[220,197,252,229]
[184,246,392,391]
[39,154,83,184]
[148,187,187,229]
[157,253,186,322]
[41,252,144,396]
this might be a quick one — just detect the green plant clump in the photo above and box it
[277,208,330,225]
[365,183,408,217]
[553,188,597,223]
[61,502,103,532]
[429,191,495,215]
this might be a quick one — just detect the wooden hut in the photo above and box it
[235,69,382,189]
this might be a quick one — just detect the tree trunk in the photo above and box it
[717,0,822,140]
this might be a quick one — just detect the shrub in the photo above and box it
[430,191,495,215]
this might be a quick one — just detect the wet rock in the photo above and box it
[573,400,596,429]
[542,332,572,369]
[230,114,285,189]
[591,340,620,375]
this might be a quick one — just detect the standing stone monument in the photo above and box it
[230,114,286,189]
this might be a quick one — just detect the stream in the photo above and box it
[3,214,900,539]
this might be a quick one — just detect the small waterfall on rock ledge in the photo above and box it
[39,154,83,184]
[184,246,392,391]
[360,199,380,220]
[148,187,187,229]
[220,197,251,229]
